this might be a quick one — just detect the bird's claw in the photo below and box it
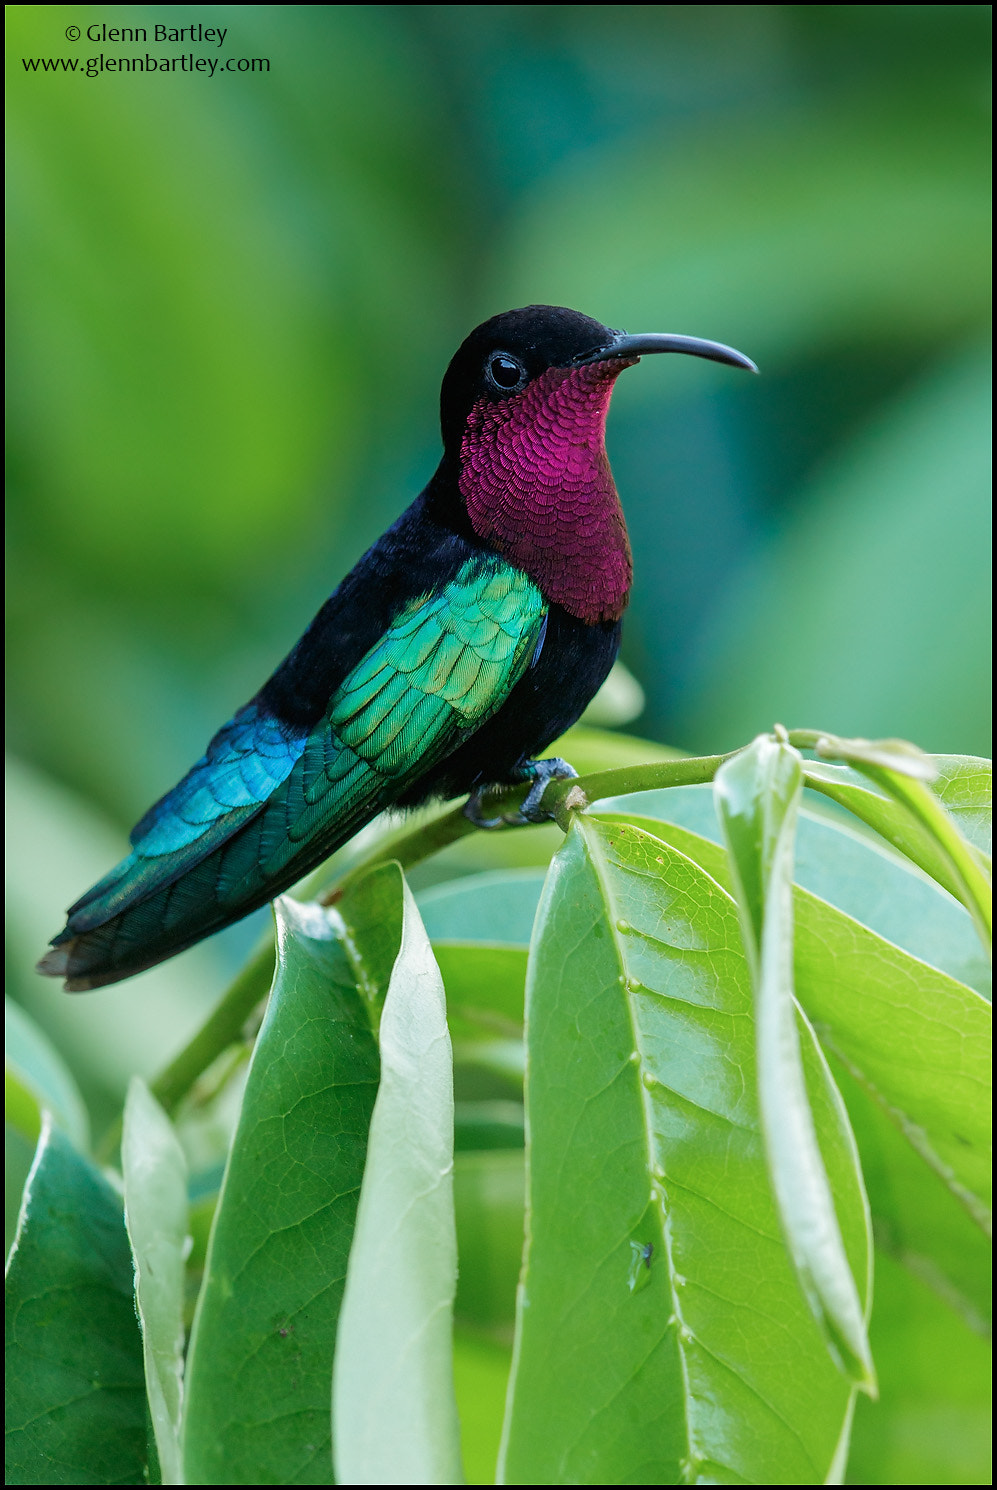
[516,757,578,823]
[463,758,579,830]
[462,790,506,830]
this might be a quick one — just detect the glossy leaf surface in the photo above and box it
[5,1119,147,1486]
[715,738,874,1387]
[501,816,870,1484]
[599,783,989,996]
[181,897,380,1486]
[640,813,990,1225]
[607,814,992,1293]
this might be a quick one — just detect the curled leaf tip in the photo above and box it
[815,733,938,782]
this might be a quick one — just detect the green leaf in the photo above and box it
[122,1079,189,1487]
[501,817,870,1484]
[5,1118,148,1485]
[715,737,875,1390]
[827,1056,990,1334]
[932,755,993,859]
[794,905,992,1239]
[336,858,405,1026]
[811,735,938,780]
[4,999,89,1150]
[607,814,992,1273]
[435,945,527,1038]
[181,896,380,1487]
[599,783,989,996]
[332,879,462,1485]
[810,735,992,952]
[803,760,985,909]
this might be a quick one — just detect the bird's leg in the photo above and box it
[463,757,578,830]
[516,757,578,822]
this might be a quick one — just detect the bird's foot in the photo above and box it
[463,789,506,830]
[515,757,578,823]
[463,758,578,830]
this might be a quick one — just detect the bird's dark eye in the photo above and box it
[486,352,527,392]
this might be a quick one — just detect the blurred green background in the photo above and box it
[6,0,991,1101]
[5,7,991,1483]
[6,0,991,1106]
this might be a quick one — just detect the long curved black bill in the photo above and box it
[583,332,758,373]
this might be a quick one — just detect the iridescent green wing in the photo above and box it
[52,556,546,981]
[329,555,545,776]
[243,555,547,880]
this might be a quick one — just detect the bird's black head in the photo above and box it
[439,303,755,450]
[439,306,617,449]
[433,304,756,625]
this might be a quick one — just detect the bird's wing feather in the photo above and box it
[220,556,546,892]
[62,557,545,940]
[130,704,308,850]
[64,704,309,923]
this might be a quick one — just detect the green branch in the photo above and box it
[150,939,276,1116]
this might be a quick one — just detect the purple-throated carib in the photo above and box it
[40,305,755,989]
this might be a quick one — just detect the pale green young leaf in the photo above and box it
[122,1078,189,1486]
[932,755,992,858]
[336,859,405,1025]
[715,737,875,1389]
[333,878,462,1485]
[812,735,992,951]
[802,761,980,909]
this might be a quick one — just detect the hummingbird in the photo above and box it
[39,305,755,990]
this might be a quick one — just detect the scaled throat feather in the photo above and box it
[459,361,633,625]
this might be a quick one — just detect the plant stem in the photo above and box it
[550,754,730,811]
[95,935,276,1162]
[152,935,276,1115]
[787,729,823,751]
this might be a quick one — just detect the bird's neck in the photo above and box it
[457,363,633,624]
